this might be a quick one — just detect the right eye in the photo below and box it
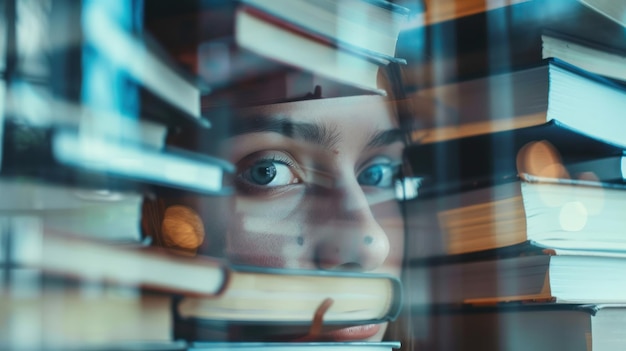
[243,160,295,186]
[236,153,302,191]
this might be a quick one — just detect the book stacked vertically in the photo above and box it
[401,14,626,351]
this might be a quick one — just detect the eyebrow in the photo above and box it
[230,115,340,149]
[366,128,405,149]
[230,115,403,149]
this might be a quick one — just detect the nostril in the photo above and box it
[315,255,364,271]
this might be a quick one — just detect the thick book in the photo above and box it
[414,303,626,351]
[17,232,402,325]
[0,119,233,195]
[542,32,626,84]
[403,120,625,198]
[0,281,179,350]
[398,0,626,90]
[234,6,406,95]
[405,174,626,258]
[48,0,207,128]
[0,180,144,243]
[410,249,626,305]
[239,0,410,58]
[143,2,393,107]
[4,80,169,149]
[407,58,626,146]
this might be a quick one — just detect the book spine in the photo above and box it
[22,231,230,297]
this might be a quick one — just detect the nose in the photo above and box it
[313,182,391,272]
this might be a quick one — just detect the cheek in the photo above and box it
[226,229,292,267]
[225,193,309,268]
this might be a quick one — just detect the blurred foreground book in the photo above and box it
[1,226,402,348]
[235,0,409,95]
[0,180,144,242]
[0,280,177,350]
[4,230,402,325]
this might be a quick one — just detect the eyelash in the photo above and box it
[357,161,403,189]
[235,152,403,195]
[267,154,295,168]
[235,152,302,194]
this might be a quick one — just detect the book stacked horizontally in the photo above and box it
[0,1,238,349]
[2,229,403,350]
[2,0,412,350]
[401,5,626,350]
[144,0,411,348]
[147,0,411,109]
[0,0,234,242]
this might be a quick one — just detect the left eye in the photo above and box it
[357,164,396,187]
[240,160,299,187]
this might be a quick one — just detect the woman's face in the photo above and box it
[203,95,405,341]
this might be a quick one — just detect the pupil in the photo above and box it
[251,161,277,185]
[359,165,382,185]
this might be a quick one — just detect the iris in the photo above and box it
[250,161,277,185]
[358,164,384,186]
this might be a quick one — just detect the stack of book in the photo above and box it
[146,0,411,108]
[2,0,411,350]
[144,0,411,347]
[0,1,234,349]
[400,1,626,350]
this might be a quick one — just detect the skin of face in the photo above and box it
[190,94,405,341]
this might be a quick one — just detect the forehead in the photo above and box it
[238,95,396,127]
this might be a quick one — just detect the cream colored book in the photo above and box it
[15,232,402,324]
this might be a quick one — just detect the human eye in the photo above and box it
[236,151,302,192]
[357,159,401,188]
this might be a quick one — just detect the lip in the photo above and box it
[323,323,381,341]
[230,323,383,342]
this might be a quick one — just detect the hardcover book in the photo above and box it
[414,303,626,351]
[17,232,403,325]
[234,3,408,95]
[405,174,626,258]
[408,58,626,146]
[410,249,626,305]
